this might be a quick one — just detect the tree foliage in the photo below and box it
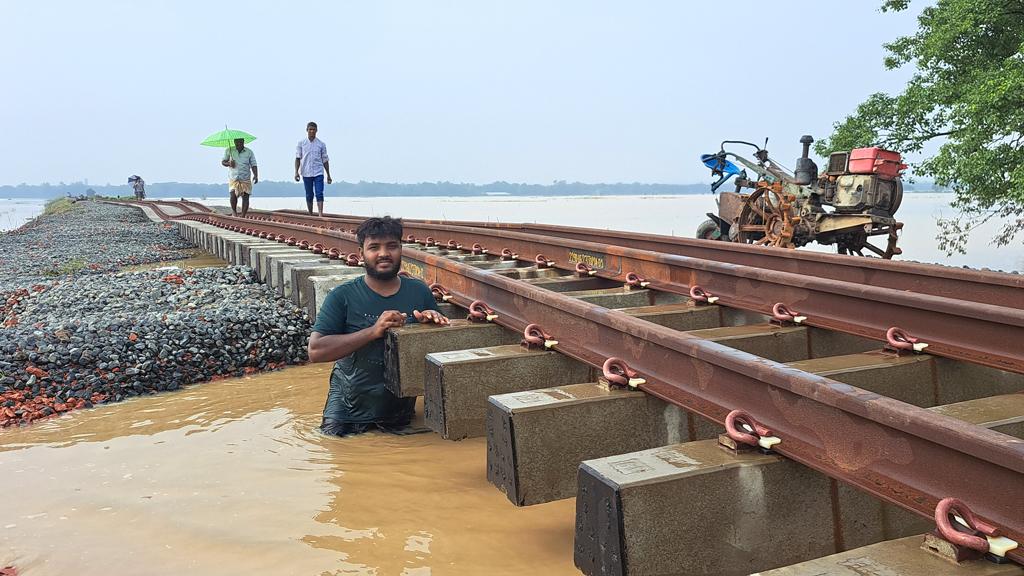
[815,0,1024,254]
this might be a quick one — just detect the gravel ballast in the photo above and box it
[0,200,194,291]
[1,201,310,427]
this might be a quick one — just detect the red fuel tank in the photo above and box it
[848,147,906,179]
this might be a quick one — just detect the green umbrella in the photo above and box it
[200,127,257,148]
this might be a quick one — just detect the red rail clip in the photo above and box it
[501,248,518,261]
[771,303,806,325]
[689,285,719,304]
[467,300,498,322]
[430,283,453,302]
[471,243,486,255]
[601,357,645,388]
[535,254,554,267]
[624,272,649,289]
[725,409,781,451]
[933,497,1018,558]
[885,326,929,353]
[345,253,363,267]
[575,262,596,276]
[522,323,558,350]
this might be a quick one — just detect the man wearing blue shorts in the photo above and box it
[294,121,332,217]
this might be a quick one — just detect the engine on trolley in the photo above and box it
[697,136,905,258]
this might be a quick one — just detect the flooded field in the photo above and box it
[0,363,577,575]
[0,199,46,233]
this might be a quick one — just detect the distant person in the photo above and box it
[130,176,146,200]
[221,138,258,217]
[294,121,332,217]
[307,216,449,437]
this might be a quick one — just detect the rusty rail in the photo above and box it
[267,208,1024,308]
[183,212,1024,564]
[112,199,212,219]
[215,212,1024,374]
[140,199,213,214]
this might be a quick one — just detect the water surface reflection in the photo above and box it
[0,364,577,575]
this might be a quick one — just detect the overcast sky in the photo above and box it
[0,1,921,186]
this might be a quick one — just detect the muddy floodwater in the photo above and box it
[0,364,578,575]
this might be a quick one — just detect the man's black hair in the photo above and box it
[357,216,403,247]
[307,121,317,129]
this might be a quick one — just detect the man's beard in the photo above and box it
[365,257,401,280]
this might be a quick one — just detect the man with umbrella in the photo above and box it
[128,175,146,200]
[221,138,258,217]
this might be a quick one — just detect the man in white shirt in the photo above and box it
[294,121,332,217]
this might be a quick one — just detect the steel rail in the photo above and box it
[267,208,1024,308]
[225,212,1024,374]
[104,200,184,220]
[185,212,1024,564]
[144,199,214,215]
[172,199,214,213]
[112,199,212,219]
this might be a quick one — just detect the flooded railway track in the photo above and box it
[183,208,1024,373]
[268,207,1024,307]
[130,200,1024,574]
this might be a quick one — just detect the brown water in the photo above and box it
[0,363,578,575]
[122,249,228,272]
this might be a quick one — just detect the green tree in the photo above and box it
[815,0,1024,254]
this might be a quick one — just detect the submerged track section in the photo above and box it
[121,199,1024,569]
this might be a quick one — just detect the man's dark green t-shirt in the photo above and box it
[311,275,441,424]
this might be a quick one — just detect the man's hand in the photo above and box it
[229,159,237,168]
[327,175,333,185]
[413,309,450,326]
[253,176,259,184]
[372,310,407,338]
[294,173,300,182]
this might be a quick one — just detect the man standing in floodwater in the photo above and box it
[294,121,332,217]
[307,216,450,436]
[221,137,258,217]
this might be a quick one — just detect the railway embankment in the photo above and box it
[0,200,309,427]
